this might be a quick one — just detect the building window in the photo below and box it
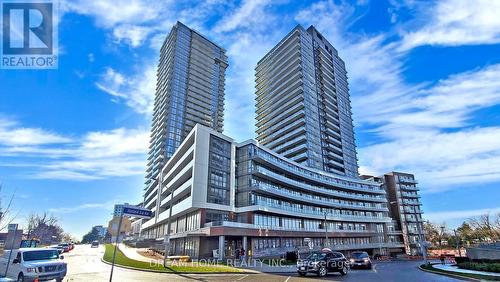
[207,135,231,205]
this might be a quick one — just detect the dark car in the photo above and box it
[91,240,99,248]
[297,248,350,277]
[58,243,71,252]
[349,251,372,269]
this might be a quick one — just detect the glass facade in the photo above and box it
[143,21,227,237]
[255,25,359,177]
[207,135,231,205]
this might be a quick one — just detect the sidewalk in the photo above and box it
[117,243,157,263]
[432,263,500,278]
[116,246,295,273]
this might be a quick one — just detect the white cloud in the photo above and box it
[426,207,500,223]
[359,126,500,193]
[96,66,156,114]
[112,24,154,47]
[357,63,500,191]
[0,116,149,180]
[214,0,272,33]
[63,0,166,28]
[364,63,500,139]
[399,0,500,50]
[0,117,72,146]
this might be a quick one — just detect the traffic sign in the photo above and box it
[122,206,153,218]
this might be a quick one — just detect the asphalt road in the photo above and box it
[63,245,461,282]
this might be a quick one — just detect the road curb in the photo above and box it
[100,257,258,275]
[417,264,483,282]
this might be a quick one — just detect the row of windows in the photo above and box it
[254,214,370,231]
[252,237,373,250]
[252,194,387,218]
[251,178,386,209]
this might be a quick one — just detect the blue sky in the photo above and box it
[1,0,499,239]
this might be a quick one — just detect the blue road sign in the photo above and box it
[122,206,153,218]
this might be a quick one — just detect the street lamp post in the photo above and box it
[323,211,329,248]
[440,225,445,256]
[163,179,174,267]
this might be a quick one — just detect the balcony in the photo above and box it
[240,200,392,223]
[253,165,386,196]
[399,177,418,184]
[399,184,419,191]
[253,182,389,212]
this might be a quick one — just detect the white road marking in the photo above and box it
[284,276,291,282]
[235,274,249,281]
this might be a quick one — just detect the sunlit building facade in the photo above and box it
[143,21,228,237]
[141,125,406,259]
[255,25,358,177]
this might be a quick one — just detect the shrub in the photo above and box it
[458,262,500,273]
[454,257,470,264]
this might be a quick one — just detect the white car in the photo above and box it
[0,248,66,282]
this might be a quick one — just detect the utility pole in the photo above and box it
[453,229,462,257]
[4,224,18,278]
[109,213,123,282]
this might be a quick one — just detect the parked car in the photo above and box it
[49,245,65,255]
[349,251,372,269]
[91,241,99,248]
[0,248,66,282]
[58,243,71,253]
[297,248,350,277]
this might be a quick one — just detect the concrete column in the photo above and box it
[218,235,225,260]
[242,236,248,256]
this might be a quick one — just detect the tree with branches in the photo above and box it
[467,213,500,241]
[26,212,65,245]
[0,183,18,231]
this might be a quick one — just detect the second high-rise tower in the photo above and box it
[255,25,358,177]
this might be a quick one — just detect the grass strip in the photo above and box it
[103,244,242,273]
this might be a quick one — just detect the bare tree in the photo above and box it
[26,212,65,245]
[468,213,500,241]
[424,221,441,247]
[0,183,18,231]
[494,213,500,231]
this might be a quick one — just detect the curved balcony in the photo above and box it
[253,166,387,201]
[253,182,389,212]
[253,149,385,194]
[238,201,392,223]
